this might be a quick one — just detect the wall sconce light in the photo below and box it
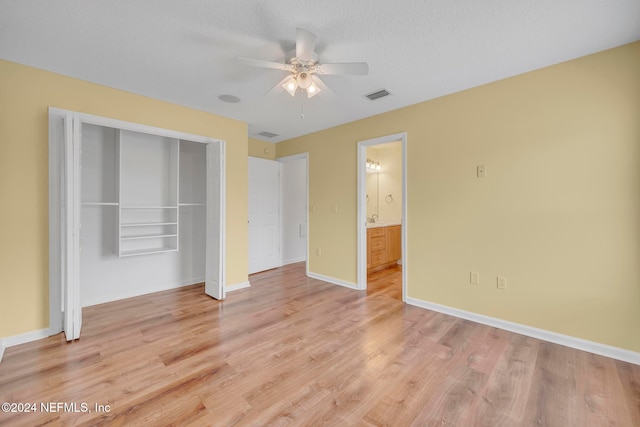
[366,159,381,173]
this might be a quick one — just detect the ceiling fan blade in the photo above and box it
[264,76,293,96]
[296,28,317,61]
[313,75,335,97]
[236,56,294,72]
[316,62,369,76]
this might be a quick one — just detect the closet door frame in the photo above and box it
[48,107,226,339]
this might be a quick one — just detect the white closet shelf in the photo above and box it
[121,206,178,209]
[120,247,178,257]
[121,234,178,241]
[82,202,119,206]
[121,222,178,227]
[179,202,205,207]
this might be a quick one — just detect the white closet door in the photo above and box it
[205,142,225,299]
[280,156,307,265]
[63,113,82,341]
[248,157,281,274]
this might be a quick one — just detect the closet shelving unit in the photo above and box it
[118,207,179,257]
[117,129,180,257]
[178,140,206,209]
[80,126,208,258]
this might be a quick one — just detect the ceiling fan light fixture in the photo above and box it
[237,28,370,103]
[282,76,298,96]
[306,80,322,98]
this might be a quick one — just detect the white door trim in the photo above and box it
[48,109,65,336]
[357,132,408,301]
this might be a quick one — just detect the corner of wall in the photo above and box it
[307,271,358,290]
[248,138,276,160]
[226,280,251,292]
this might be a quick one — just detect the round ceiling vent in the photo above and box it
[218,94,241,103]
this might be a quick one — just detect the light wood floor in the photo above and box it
[1,262,638,426]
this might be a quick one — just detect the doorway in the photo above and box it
[357,133,407,301]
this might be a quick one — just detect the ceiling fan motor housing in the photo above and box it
[296,70,312,88]
[286,49,318,66]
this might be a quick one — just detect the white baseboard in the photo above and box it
[2,328,51,347]
[282,257,306,266]
[406,297,640,366]
[1,328,51,362]
[226,281,251,292]
[307,272,358,290]
[181,277,206,286]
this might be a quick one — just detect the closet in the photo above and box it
[49,108,225,341]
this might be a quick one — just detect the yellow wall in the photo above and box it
[248,138,276,160]
[277,42,640,352]
[0,59,249,337]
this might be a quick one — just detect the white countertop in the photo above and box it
[366,221,401,228]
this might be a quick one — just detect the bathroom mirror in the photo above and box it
[366,142,402,224]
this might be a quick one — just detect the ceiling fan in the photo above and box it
[236,28,369,99]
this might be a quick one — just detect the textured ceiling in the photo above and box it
[1,0,639,142]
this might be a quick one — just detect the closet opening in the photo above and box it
[48,108,225,341]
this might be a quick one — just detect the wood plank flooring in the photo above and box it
[1,262,638,426]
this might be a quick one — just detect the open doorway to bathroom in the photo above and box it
[357,133,407,301]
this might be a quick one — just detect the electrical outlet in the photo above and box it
[470,272,480,285]
[316,248,322,256]
[497,276,507,290]
[310,204,316,213]
[477,164,486,178]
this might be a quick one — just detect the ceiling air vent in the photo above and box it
[256,131,279,138]
[365,89,391,101]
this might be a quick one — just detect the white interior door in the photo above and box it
[63,112,82,341]
[205,142,225,299]
[280,155,308,265]
[248,157,281,274]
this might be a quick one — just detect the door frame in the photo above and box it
[356,132,407,301]
[48,107,226,338]
[278,153,309,275]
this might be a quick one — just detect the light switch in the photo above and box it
[470,272,480,285]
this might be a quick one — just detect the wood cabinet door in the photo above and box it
[387,225,401,262]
